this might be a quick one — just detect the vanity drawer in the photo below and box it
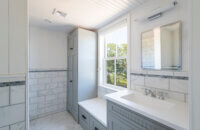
[79,106,90,130]
[90,116,106,130]
[107,101,174,130]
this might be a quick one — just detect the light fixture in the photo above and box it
[52,8,67,18]
[44,19,52,24]
[135,1,178,22]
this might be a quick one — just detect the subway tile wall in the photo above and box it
[29,71,67,120]
[130,72,189,102]
[98,72,188,103]
[0,76,26,130]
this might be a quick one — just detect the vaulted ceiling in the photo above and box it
[29,0,148,33]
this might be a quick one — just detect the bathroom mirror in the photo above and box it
[141,21,181,70]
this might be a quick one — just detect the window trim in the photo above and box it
[98,14,131,90]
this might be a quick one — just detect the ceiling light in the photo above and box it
[44,19,52,23]
[52,8,67,18]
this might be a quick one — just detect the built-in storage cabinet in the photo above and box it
[107,101,174,130]
[90,116,107,130]
[67,28,97,121]
[0,0,27,75]
[79,106,106,130]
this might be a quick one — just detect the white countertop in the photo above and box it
[78,98,107,127]
[105,90,189,130]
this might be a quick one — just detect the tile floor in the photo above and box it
[30,111,83,130]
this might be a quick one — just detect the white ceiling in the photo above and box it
[29,0,148,33]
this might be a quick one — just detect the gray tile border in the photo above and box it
[0,81,25,87]
[29,69,67,73]
[131,73,189,80]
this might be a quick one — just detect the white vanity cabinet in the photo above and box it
[0,0,27,75]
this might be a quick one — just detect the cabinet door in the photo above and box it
[0,0,9,75]
[68,36,74,53]
[67,70,73,112]
[9,0,27,74]
[71,54,78,121]
[108,114,143,130]
[90,117,106,130]
[73,34,78,53]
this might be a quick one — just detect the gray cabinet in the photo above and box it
[108,114,141,130]
[90,116,106,130]
[107,101,174,130]
[67,28,97,121]
[79,106,106,130]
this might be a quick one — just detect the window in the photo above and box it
[104,26,127,88]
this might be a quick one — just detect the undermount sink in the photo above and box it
[121,92,175,110]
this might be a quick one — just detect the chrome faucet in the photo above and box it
[144,89,166,100]
[144,88,156,97]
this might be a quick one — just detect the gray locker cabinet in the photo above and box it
[107,101,174,130]
[67,28,97,121]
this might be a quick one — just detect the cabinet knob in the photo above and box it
[69,80,73,83]
[95,127,98,130]
[70,48,73,50]
[82,115,86,119]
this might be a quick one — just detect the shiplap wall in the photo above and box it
[98,0,190,102]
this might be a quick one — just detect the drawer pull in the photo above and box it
[82,115,86,120]
[95,127,98,130]
[70,48,73,50]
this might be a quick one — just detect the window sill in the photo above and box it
[98,84,127,92]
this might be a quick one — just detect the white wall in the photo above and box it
[130,0,190,74]
[191,0,200,129]
[29,26,67,70]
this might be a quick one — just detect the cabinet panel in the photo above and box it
[68,36,74,53]
[90,116,106,130]
[108,101,174,130]
[108,114,141,130]
[0,0,9,75]
[9,0,27,74]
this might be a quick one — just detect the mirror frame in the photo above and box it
[141,21,182,70]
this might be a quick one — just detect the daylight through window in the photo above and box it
[104,26,127,88]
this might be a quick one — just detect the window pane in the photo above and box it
[117,44,127,57]
[107,43,116,57]
[116,59,127,87]
[106,60,115,85]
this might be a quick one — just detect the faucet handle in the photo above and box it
[144,88,150,95]
[157,91,166,100]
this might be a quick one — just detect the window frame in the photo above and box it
[103,29,128,89]
[98,15,130,90]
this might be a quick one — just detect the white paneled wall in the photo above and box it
[29,71,67,120]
